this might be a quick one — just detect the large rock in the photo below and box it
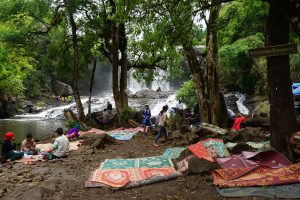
[244,116,270,129]
[187,156,218,174]
[51,79,73,96]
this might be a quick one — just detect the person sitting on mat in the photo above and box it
[21,132,40,155]
[44,128,69,160]
[66,122,80,140]
[2,132,24,162]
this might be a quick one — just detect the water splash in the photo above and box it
[14,94,114,120]
[235,92,249,115]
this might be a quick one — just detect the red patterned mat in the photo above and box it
[89,167,177,188]
[188,138,230,162]
[213,163,300,188]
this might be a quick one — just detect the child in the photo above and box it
[142,105,152,133]
[66,122,80,140]
[153,105,168,146]
[2,132,24,161]
[44,128,69,160]
[21,132,39,155]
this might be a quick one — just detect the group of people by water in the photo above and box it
[141,100,200,147]
[0,121,83,164]
[1,100,199,163]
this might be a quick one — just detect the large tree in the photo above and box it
[264,0,298,158]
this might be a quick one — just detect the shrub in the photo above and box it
[176,80,197,109]
[120,106,136,123]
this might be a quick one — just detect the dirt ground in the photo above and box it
[0,133,279,200]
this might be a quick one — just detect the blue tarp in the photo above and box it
[292,83,300,96]
[216,184,300,198]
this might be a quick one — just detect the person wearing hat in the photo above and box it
[1,132,24,162]
[44,127,69,160]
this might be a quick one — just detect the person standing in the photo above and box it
[154,105,168,146]
[142,105,152,133]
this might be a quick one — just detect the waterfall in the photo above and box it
[235,93,249,115]
[127,69,171,93]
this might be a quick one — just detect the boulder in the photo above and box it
[187,156,219,174]
[244,116,270,129]
[51,79,73,96]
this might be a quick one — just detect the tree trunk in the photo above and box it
[88,58,97,119]
[109,1,128,117]
[181,41,209,124]
[111,23,121,115]
[266,0,297,157]
[119,23,129,111]
[205,1,228,128]
[64,0,85,122]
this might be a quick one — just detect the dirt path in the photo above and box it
[1,133,272,200]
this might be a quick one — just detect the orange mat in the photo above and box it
[90,167,177,188]
[213,163,300,188]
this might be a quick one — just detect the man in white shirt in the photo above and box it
[176,100,184,110]
[45,127,69,159]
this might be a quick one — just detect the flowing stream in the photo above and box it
[0,60,249,145]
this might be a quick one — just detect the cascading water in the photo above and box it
[151,94,177,116]
[235,93,249,115]
[127,69,171,93]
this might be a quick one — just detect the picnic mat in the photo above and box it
[188,138,230,162]
[216,184,300,198]
[99,156,174,170]
[106,127,143,141]
[161,147,185,159]
[216,150,291,169]
[226,141,272,151]
[200,122,227,135]
[15,155,44,165]
[213,162,300,188]
[36,140,82,152]
[88,167,177,188]
[79,128,106,136]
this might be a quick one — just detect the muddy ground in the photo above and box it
[0,132,280,200]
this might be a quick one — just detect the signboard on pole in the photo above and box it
[248,44,297,58]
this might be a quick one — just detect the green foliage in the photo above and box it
[218,0,268,46]
[36,101,46,107]
[176,80,197,109]
[65,120,77,130]
[219,33,264,93]
[120,106,136,123]
[167,112,180,131]
[66,96,74,103]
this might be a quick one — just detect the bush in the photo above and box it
[219,33,264,93]
[176,80,197,109]
[167,112,180,131]
[65,120,77,130]
[120,106,136,123]
[66,96,74,103]
[36,101,46,107]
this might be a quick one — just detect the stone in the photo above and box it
[187,156,219,174]
[51,79,73,96]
